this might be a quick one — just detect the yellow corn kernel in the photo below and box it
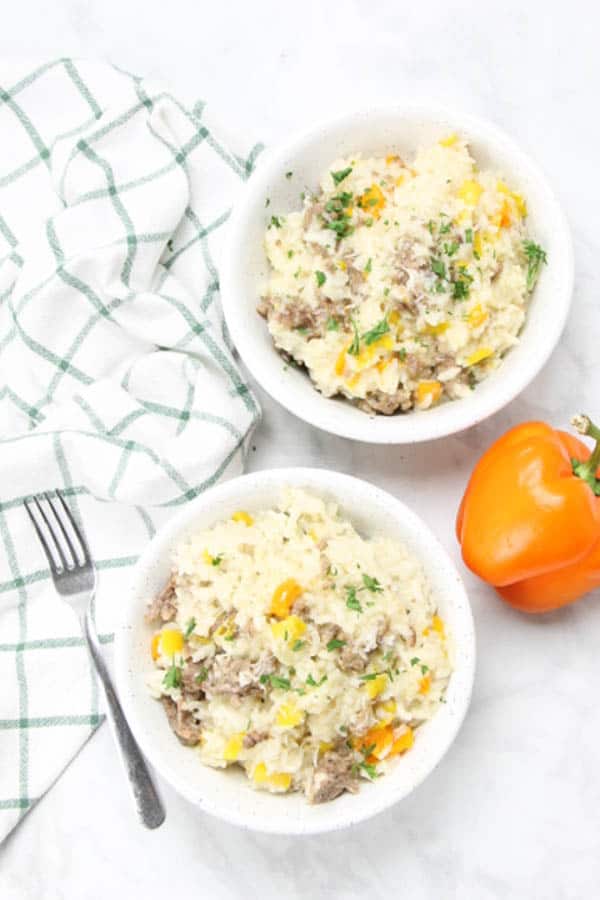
[160,628,184,657]
[416,380,443,407]
[358,184,386,218]
[467,304,488,329]
[252,762,268,783]
[365,674,387,699]
[276,702,304,728]
[202,549,214,565]
[466,347,493,366]
[334,347,347,377]
[419,674,431,694]
[308,529,318,542]
[439,133,458,147]
[391,727,414,755]
[223,733,245,762]
[458,179,483,206]
[472,231,483,259]
[432,614,445,637]
[395,176,405,187]
[423,321,449,336]
[270,579,303,619]
[385,153,400,165]
[232,510,254,526]
[270,615,306,643]
[337,259,347,270]
[150,633,161,661]
[319,741,335,754]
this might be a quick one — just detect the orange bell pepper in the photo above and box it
[456,415,600,613]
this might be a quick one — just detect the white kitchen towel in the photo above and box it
[0,58,262,840]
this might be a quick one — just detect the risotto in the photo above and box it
[259,137,547,415]
[146,488,452,804]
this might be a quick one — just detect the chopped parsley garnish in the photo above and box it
[162,659,182,690]
[224,634,236,641]
[439,217,452,235]
[359,672,379,681]
[265,198,270,207]
[360,761,379,779]
[211,554,223,566]
[306,673,328,687]
[324,217,354,239]
[315,270,326,287]
[523,240,547,291]
[346,586,363,613]
[348,318,361,356]
[431,258,446,279]
[443,241,459,257]
[420,664,429,675]
[183,617,196,639]
[195,666,208,684]
[362,574,383,593]
[362,317,390,346]
[269,215,282,229]
[287,249,294,258]
[398,347,407,361]
[427,220,435,235]
[326,316,339,331]
[410,657,420,666]
[260,673,291,691]
[331,166,353,185]
[364,258,372,273]
[327,638,346,652]
[452,275,471,300]
[292,639,305,652]
[465,228,473,243]
[285,171,293,179]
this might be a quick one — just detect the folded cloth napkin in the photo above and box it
[0,58,262,840]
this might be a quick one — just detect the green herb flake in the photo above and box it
[326,316,339,332]
[362,317,390,346]
[287,249,294,259]
[398,347,407,361]
[431,258,446,279]
[306,673,328,687]
[359,672,378,681]
[364,258,372,273]
[452,278,470,300]
[410,657,420,667]
[211,554,223,566]
[465,228,473,243]
[362,574,383,593]
[346,586,363,614]
[285,171,293,179]
[269,215,282,229]
[348,318,361,356]
[162,659,182,690]
[292,639,305,652]
[195,666,208,684]
[327,638,346,652]
[265,198,270,207]
[443,241,459,257]
[260,673,291,691]
[315,270,326,287]
[420,664,429,675]
[359,761,379,780]
[331,166,353,185]
[523,240,547,291]
[183,618,196,640]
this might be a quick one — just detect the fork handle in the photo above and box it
[83,611,166,829]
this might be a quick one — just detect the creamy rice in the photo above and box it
[259,137,547,415]
[146,488,452,803]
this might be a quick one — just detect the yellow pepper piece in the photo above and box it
[160,628,184,657]
[458,180,483,206]
[497,181,527,218]
[385,154,401,165]
[416,381,443,407]
[467,304,488,329]
[275,702,304,728]
[337,259,347,270]
[270,578,303,619]
[466,347,493,366]
[439,133,458,147]
[270,615,306,643]
[391,727,414,756]
[418,674,431,694]
[356,724,394,761]
[432,614,445,637]
[150,633,161,661]
[223,733,245,762]
[319,741,335,754]
[423,321,449,336]
[334,347,347,377]
[252,763,292,791]
[395,175,405,187]
[355,334,394,370]
[365,674,387,699]
[232,510,254,526]
[358,184,386,218]
[202,549,214,565]
[376,698,397,725]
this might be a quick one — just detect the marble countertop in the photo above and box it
[2,1,600,897]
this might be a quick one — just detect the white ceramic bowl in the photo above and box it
[114,468,475,834]
[220,105,573,444]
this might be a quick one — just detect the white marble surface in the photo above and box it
[2,1,600,897]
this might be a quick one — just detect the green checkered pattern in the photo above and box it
[0,58,262,839]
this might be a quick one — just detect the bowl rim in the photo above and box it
[220,103,574,444]
[113,466,476,834]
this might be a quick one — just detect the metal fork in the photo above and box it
[24,490,165,829]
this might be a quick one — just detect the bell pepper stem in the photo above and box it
[571,414,600,490]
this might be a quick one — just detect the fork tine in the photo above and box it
[31,496,70,570]
[24,499,62,573]
[55,490,91,565]
[44,492,81,567]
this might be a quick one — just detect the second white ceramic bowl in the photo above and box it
[220,105,573,443]
[114,468,475,834]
